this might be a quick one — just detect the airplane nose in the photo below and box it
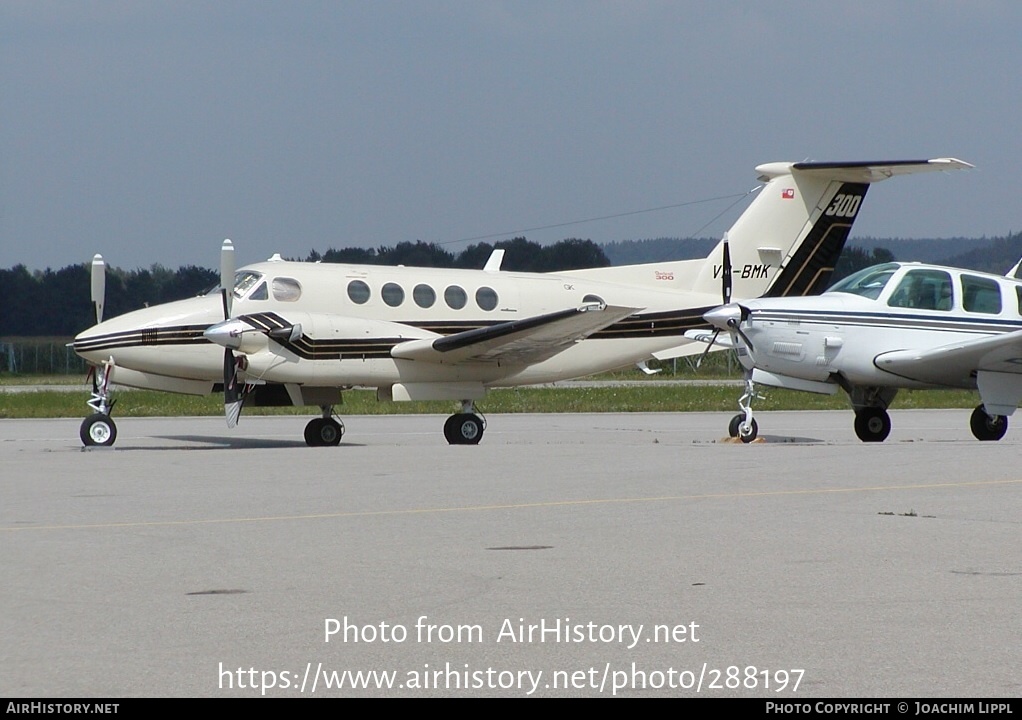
[704,303,744,330]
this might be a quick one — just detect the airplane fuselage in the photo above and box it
[74,259,727,393]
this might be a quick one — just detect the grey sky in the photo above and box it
[2,1,1019,271]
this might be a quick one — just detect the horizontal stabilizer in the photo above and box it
[778,158,974,183]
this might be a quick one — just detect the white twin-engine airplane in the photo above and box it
[692,246,1022,445]
[71,158,971,447]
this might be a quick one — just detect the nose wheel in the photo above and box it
[81,413,117,447]
[728,413,758,443]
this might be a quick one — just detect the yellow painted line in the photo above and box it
[3,478,1020,533]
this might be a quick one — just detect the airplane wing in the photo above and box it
[875,329,1022,415]
[391,304,641,366]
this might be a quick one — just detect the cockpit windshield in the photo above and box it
[233,271,264,299]
[827,263,899,299]
[200,271,265,299]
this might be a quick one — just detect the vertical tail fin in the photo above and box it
[694,158,972,299]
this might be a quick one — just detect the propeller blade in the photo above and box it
[695,328,721,368]
[90,254,106,324]
[220,238,235,319]
[223,348,242,428]
[217,239,242,428]
[727,317,755,352]
[721,232,732,305]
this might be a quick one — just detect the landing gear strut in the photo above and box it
[444,400,485,445]
[727,375,759,443]
[80,362,117,447]
[970,405,1007,441]
[304,405,345,446]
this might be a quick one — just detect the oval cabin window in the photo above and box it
[347,280,371,305]
[445,285,467,310]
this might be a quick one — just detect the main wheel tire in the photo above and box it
[81,413,117,447]
[970,405,1007,441]
[304,417,344,447]
[444,413,484,445]
[853,408,891,442]
[304,418,325,446]
[728,414,743,438]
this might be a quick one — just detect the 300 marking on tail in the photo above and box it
[824,193,862,218]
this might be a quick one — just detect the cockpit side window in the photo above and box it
[828,263,898,299]
[250,282,268,301]
[886,269,953,311]
[961,275,1002,314]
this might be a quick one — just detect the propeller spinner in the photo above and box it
[703,303,754,352]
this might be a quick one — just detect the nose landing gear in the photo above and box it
[726,375,759,443]
[81,361,117,447]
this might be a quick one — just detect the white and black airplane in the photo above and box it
[691,242,1022,445]
[71,158,971,447]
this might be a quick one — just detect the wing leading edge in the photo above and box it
[391,304,641,366]
[875,328,1022,415]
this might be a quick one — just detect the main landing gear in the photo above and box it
[726,375,759,443]
[304,405,345,447]
[848,392,1008,443]
[443,400,486,445]
[80,363,117,447]
[300,400,485,446]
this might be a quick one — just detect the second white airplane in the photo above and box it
[693,246,1022,444]
[72,157,971,447]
